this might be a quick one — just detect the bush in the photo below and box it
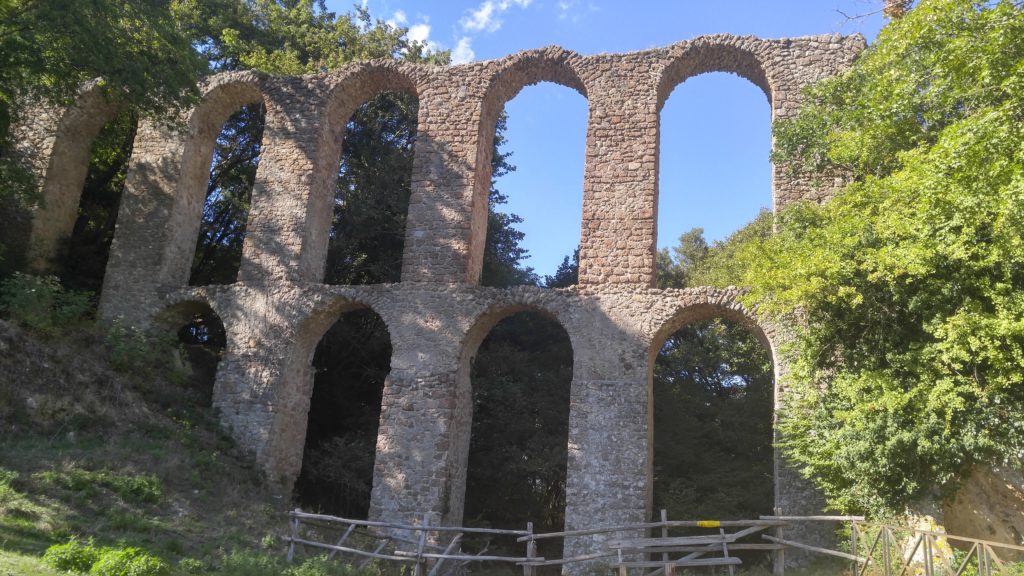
[43,538,103,573]
[36,468,162,506]
[89,547,169,576]
[104,320,175,377]
[105,472,162,505]
[176,558,205,574]
[0,273,93,335]
[218,550,286,576]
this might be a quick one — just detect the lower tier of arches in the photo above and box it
[101,281,827,567]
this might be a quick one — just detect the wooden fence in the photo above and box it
[283,509,1024,575]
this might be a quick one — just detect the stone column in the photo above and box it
[207,285,314,487]
[771,35,866,208]
[577,58,660,287]
[401,74,488,284]
[563,300,651,564]
[237,77,329,284]
[771,331,832,567]
[368,288,469,529]
[100,73,266,325]
[98,118,192,325]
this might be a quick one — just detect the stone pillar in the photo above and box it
[100,74,265,324]
[577,62,660,287]
[238,77,329,284]
[98,118,191,325]
[770,318,832,567]
[209,285,314,487]
[401,75,488,284]
[368,293,467,529]
[563,303,651,564]
[771,35,866,208]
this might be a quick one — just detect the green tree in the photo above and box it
[544,248,579,288]
[481,113,538,287]
[729,0,1024,514]
[0,0,204,127]
[0,0,206,270]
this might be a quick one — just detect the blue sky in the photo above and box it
[326,0,889,278]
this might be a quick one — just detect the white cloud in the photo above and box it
[558,0,579,21]
[407,22,430,43]
[558,0,597,23]
[388,9,407,26]
[462,1,501,32]
[460,0,535,33]
[452,37,475,64]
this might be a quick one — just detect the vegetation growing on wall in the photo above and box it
[715,0,1024,515]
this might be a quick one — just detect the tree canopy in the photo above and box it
[718,0,1024,515]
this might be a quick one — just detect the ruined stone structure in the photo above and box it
[15,34,865,562]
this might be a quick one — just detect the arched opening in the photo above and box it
[324,91,418,286]
[57,109,137,294]
[155,301,227,407]
[472,54,588,287]
[481,82,587,287]
[462,309,573,565]
[294,307,391,518]
[650,310,774,567]
[656,69,772,281]
[188,102,265,286]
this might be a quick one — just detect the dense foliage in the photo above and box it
[723,0,1024,514]
[0,0,204,127]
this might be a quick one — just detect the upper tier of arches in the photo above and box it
[22,34,864,307]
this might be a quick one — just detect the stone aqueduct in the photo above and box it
[16,34,866,557]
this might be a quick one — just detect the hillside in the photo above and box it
[0,316,294,574]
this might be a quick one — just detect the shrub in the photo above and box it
[35,468,162,506]
[104,320,174,376]
[105,472,162,505]
[89,547,169,576]
[0,273,93,335]
[218,550,286,576]
[43,538,103,573]
[176,558,204,574]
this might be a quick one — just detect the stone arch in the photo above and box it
[654,37,782,236]
[26,81,123,271]
[154,293,228,334]
[450,297,576,524]
[153,294,230,405]
[462,296,579,366]
[289,295,394,395]
[646,291,780,521]
[302,64,422,282]
[270,294,395,488]
[163,74,267,286]
[468,49,590,283]
[648,297,776,372]
[655,36,775,112]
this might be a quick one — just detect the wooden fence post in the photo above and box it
[287,509,300,563]
[524,521,537,576]
[414,513,429,576]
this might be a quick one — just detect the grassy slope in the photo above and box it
[0,318,287,573]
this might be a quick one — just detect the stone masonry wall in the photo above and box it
[17,34,865,569]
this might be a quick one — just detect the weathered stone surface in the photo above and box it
[16,34,866,568]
